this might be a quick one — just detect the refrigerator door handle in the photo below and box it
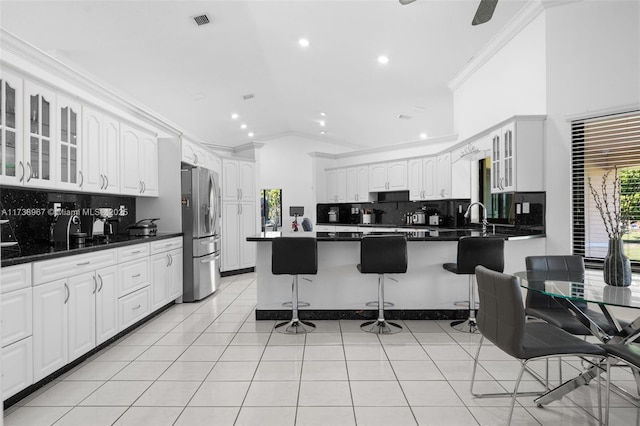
[200,252,221,263]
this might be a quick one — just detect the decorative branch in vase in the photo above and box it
[588,166,635,286]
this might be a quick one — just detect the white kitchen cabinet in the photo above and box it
[82,106,120,193]
[33,249,117,286]
[182,137,206,167]
[1,287,32,347]
[368,160,407,192]
[118,287,150,330]
[95,265,119,345]
[346,165,369,202]
[222,201,256,271]
[0,70,23,186]
[206,150,222,176]
[326,168,347,203]
[23,80,56,189]
[408,157,436,200]
[56,95,82,191]
[2,337,33,400]
[150,248,183,311]
[435,153,452,198]
[490,119,544,194]
[33,279,68,381]
[222,158,255,202]
[118,258,150,297]
[67,272,96,362]
[120,123,159,197]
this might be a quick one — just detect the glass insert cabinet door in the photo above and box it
[0,70,23,185]
[57,95,81,189]
[24,80,55,187]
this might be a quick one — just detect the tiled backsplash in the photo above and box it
[0,187,136,249]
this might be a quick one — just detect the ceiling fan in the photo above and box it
[399,0,499,26]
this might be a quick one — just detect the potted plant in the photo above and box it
[588,166,634,286]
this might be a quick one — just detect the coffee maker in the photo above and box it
[50,213,86,246]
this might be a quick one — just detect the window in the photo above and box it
[260,189,282,231]
[571,111,640,268]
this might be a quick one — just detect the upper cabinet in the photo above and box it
[120,123,159,197]
[0,70,23,186]
[435,153,452,199]
[82,107,120,194]
[368,160,407,192]
[490,119,543,194]
[24,81,56,189]
[56,95,82,191]
[181,138,205,167]
[222,159,255,202]
[408,156,436,201]
[346,165,369,202]
[326,168,347,203]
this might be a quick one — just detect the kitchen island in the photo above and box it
[247,229,546,320]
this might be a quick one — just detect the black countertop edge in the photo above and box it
[1,232,184,268]
[247,231,545,242]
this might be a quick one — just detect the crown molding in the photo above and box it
[0,28,184,138]
[448,0,547,92]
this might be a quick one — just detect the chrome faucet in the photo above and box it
[464,202,488,234]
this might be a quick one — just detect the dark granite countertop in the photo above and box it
[247,229,544,242]
[1,232,183,267]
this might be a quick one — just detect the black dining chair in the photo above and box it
[472,266,606,425]
[525,255,627,337]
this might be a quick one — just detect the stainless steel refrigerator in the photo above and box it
[181,166,221,301]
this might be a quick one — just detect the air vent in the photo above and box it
[242,93,255,101]
[192,14,210,26]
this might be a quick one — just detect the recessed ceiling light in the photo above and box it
[231,113,239,120]
[298,38,310,47]
[240,124,247,129]
[377,55,389,64]
[320,131,326,135]
[319,120,325,127]
[248,132,254,138]
[320,112,327,116]
[420,133,428,140]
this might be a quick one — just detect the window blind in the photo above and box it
[571,111,640,266]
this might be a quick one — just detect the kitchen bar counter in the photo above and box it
[248,229,546,320]
[0,232,183,267]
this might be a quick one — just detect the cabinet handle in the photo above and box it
[167,254,171,267]
[99,175,104,189]
[139,181,143,193]
[194,154,198,164]
[169,254,173,266]
[26,162,32,182]
[132,304,141,310]
[132,273,141,278]
[143,181,146,193]
[93,275,97,294]
[105,175,109,189]
[240,188,243,199]
[98,274,104,292]
[77,261,91,266]
[79,170,84,188]
[131,250,141,254]
[18,161,24,182]
[64,283,69,304]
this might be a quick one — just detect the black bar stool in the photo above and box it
[443,236,504,332]
[272,236,318,334]
[358,234,408,334]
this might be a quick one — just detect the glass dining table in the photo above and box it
[515,269,640,406]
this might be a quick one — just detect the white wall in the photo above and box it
[257,134,351,227]
[453,13,547,140]
[544,0,640,254]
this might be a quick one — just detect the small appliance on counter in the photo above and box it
[429,214,440,226]
[50,213,86,246]
[362,210,373,224]
[126,218,159,237]
[328,207,340,223]
[412,211,426,225]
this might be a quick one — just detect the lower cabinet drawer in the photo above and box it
[2,337,34,400]
[118,258,149,297]
[1,287,33,347]
[118,287,150,330]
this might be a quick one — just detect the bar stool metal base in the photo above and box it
[275,319,316,334]
[450,317,478,333]
[360,319,402,334]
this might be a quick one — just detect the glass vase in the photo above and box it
[603,238,632,287]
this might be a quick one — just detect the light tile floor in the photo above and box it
[4,272,640,425]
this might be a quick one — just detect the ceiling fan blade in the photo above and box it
[472,0,498,25]
[399,0,417,5]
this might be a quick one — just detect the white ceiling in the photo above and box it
[0,0,529,151]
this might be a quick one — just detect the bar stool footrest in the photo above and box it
[281,301,311,308]
[365,301,395,308]
[275,319,316,334]
[360,319,403,334]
